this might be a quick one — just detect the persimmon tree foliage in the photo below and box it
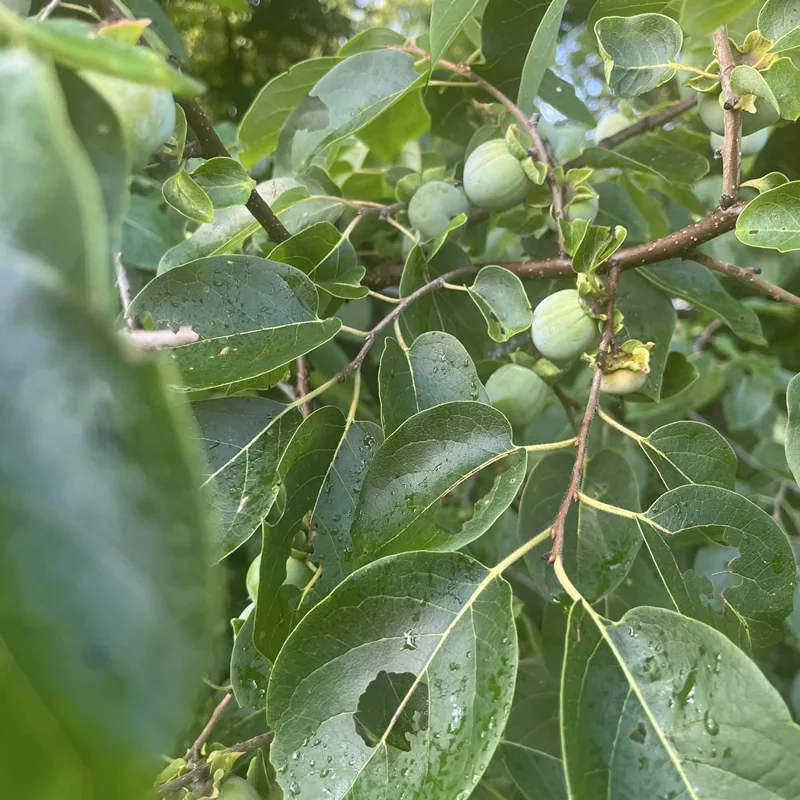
[5,0,800,798]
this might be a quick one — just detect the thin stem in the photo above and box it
[114,254,138,330]
[442,281,471,292]
[713,26,741,207]
[523,438,577,452]
[185,692,234,765]
[691,252,800,308]
[597,407,646,443]
[385,215,416,242]
[369,289,402,305]
[295,356,311,419]
[38,0,62,19]
[548,266,621,562]
[306,194,383,209]
[339,325,370,338]
[340,214,362,239]
[347,369,362,424]
[575,490,642,519]
[298,564,322,608]
[177,99,290,243]
[670,62,720,80]
[428,80,481,87]
[694,318,724,352]
[393,317,408,350]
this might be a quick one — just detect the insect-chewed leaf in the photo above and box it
[520,449,642,603]
[644,485,796,647]
[562,605,800,799]
[351,402,525,563]
[639,420,738,490]
[266,551,517,800]
[469,266,534,342]
[193,397,303,561]
[594,13,682,98]
[736,181,800,252]
[128,255,341,391]
[379,332,489,435]
[787,373,800,485]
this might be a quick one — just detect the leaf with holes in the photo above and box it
[468,266,534,343]
[128,255,341,391]
[562,604,800,799]
[378,332,489,436]
[351,402,527,563]
[266,550,517,800]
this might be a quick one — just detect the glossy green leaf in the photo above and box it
[562,604,800,798]
[0,253,215,799]
[616,270,676,401]
[230,612,271,710]
[594,14,682,98]
[255,406,347,660]
[378,332,489,436]
[128,255,341,391]
[266,221,367,299]
[787,372,800,485]
[520,449,642,603]
[644,484,796,646]
[572,223,627,275]
[162,165,214,223]
[736,180,800,252]
[0,49,108,309]
[723,369,774,431]
[338,27,407,57]
[237,57,340,168]
[641,260,765,344]
[639,420,737,490]
[276,49,423,172]
[122,194,185,272]
[588,0,686,28]
[193,397,303,560]
[683,0,760,34]
[518,0,568,117]
[352,401,526,563]
[762,57,800,121]
[266,551,517,800]
[581,142,709,185]
[190,157,256,209]
[539,70,596,126]
[0,9,203,95]
[759,0,800,52]
[357,89,431,160]
[469,266,534,343]
[430,0,484,68]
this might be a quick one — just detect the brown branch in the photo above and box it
[296,356,311,418]
[548,266,621,562]
[177,99,290,243]
[564,96,698,170]
[363,202,745,287]
[185,693,234,766]
[690,252,800,308]
[155,732,274,798]
[694,319,723,352]
[713,26,741,208]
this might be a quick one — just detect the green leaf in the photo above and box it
[741,171,789,193]
[736,181,800,251]
[122,194,185,272]
[562,605,800,798]
[787,372,800,485]
[518,0,569,117]
[682,0,761,34]
[339,27,407,57]
[378,332,489,436]
[237,57,340,168]
[759,0,800,52]
[230,612,271,710]
[616,270,676,401]
[640,260,765,344]
[730,64,780,123]
[639,420,738,490]
[0,253,215,799]
[193,397,303,560]
[644,484,796,646]
[588,0,686,29]
[0,10,203,95]
[0,49,108,309]
[266,551,517,800]
[276,49,424,172]
[723,369,775,431]
[128,255,341,391]
[254,406,347,660]
[762,57,800,121]
[265,221,367,299]
[594,14,682,98]
[539,70,596,126]
[125,0,187,58]
[158,178,342,272]
[469,266,534,343]
[190,157,256,209]
[351,402,526,563]
[430,0,484,68]
[581,142,709,185]
[162,165,215,223]
[572,223,627,276]
[520,449,642,603]
[357,89,431,160]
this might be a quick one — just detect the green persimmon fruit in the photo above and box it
[709,128,770,157]
[218,776,261,800]
[82,72,176,170]
[246,554,260,601]
[564,195,599,223]
[463,139,530,212]
[698,91,778,137]
[599,368,647,395]
[485,364,548,427]
[284,554,314,589]
[407,181,469,240]
[595,112,630,142]
[531,289,599,362]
